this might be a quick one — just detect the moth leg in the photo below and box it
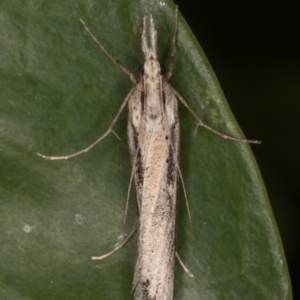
[37,87,135,160]
[92,217,138,260]
[177,168,193,277]
[123,164,135,226]
[101,149,138,258]
[172,87,261,144]
[176,252,194,278]
[80,19,137,84]
[166,5,179,81]
[177,165,191,225]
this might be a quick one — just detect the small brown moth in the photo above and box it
[38,6,260,300]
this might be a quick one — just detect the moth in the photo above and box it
[38,6,259,300]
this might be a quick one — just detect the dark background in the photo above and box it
[175,0,299,298]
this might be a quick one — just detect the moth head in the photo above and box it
[138,60,166,81]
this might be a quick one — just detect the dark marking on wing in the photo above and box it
[136,148,144,187]
[149,114,157,120]
[166,145,175,185]
[162,91,166,111]
[131,123,144,187]
[170,121,177,146]
[132,123,139,150]
[141,279,150,299]
[140,91,145,113]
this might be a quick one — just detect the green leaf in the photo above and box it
[0,0,291,299]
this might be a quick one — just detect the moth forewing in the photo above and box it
[127,81,144,213]
[129,81,179,299]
